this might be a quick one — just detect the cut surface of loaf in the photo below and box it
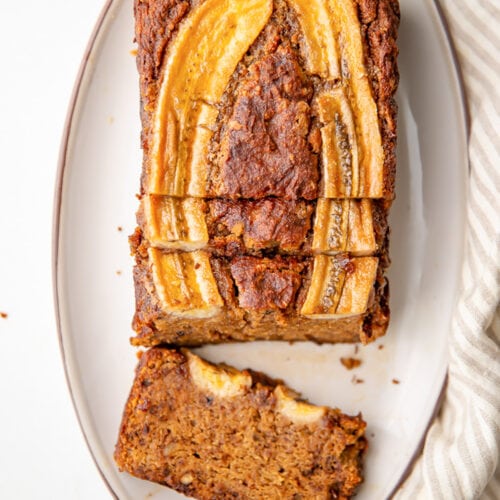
[114,347,367,499]
[131,0,399,346]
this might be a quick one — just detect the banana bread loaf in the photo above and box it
[130,0,399,346]
[115,347,367,499]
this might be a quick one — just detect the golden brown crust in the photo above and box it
[115,348,367,499]
[230,255,306,310]
[211,45,318,199]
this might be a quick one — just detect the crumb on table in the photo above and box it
[341,357,362,370]
[0,312,7,319]
[392,378,400,384]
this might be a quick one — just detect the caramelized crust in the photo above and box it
[213,45,318,199]
[207,198,313,254]
[115,348,367,499]
[230,256,306,310]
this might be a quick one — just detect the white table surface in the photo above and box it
[0,1,112,498]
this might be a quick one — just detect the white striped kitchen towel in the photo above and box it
[395,0,500,499]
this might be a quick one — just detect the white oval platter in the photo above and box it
[54,0,467,498]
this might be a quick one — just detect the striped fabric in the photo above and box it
[395,1,500,498]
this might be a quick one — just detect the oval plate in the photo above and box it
[53,0,467,498]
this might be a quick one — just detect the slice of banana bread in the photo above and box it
[138,196,389,257]
[130,228,390,346]
[115,348,367,499]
